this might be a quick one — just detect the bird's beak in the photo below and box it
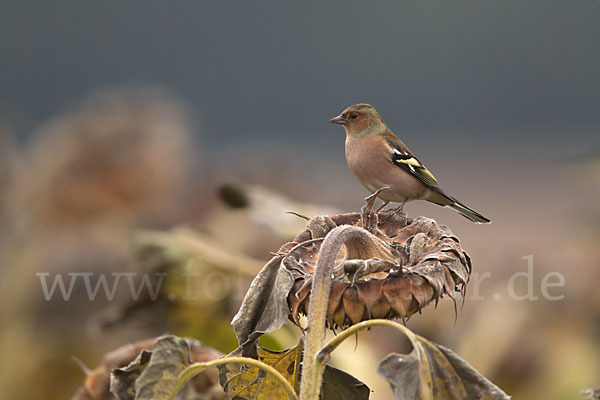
[329,114,347,125]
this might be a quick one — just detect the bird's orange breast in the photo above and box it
[345,136,430,203]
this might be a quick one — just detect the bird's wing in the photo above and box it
[383,136,440,189]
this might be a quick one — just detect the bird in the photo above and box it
[330,103,491,223]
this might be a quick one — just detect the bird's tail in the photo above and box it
[447,200,491,224]
[428,191,491,224]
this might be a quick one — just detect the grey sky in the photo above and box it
[1,0,599,149]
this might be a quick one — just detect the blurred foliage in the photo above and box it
[0,87,598,399]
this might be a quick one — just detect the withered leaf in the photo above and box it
[72,337,157,400]
[218,340,369,400]
[110,350,152,400]
[321,365,370,400]
[231,255,294,357]
[377,331,509,400]
[219,341,303,399]
[133,335,222,400]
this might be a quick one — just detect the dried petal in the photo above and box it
[356,279,385,318]
[342,287,366,324]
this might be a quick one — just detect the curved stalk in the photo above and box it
[317,319,415,366]
[299,225,384,400]
[174,356,298,400]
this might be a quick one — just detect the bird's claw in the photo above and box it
[361,186,389,232]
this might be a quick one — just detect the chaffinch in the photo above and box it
[330,103,491,223]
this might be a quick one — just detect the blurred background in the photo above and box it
[1,1,599,399]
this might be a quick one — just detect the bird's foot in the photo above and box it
[361,187,389,233]
[363,187,389,211]
[389,201,409,224]
[375,201,389,213]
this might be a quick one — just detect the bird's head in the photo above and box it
[329,103,387,137]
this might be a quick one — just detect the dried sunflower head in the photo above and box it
[279,207,472,329]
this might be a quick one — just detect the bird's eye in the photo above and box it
[350,113,358,119]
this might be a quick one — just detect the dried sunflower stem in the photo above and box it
[317,319,412,363]
[299,225,379,400]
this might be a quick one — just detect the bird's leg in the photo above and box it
[392,200,408,220]
[398,200,407,213]
[375,201,389,213]
[361,187,388,232]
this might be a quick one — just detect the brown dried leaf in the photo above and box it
[218,340,369,400]
[110,351,152,400]
[71,338,157,400]
[218,342,303,399]
[321,365,370,400]
[110,336,224,400]
[378,332,509,400]
[231,255,294,357]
